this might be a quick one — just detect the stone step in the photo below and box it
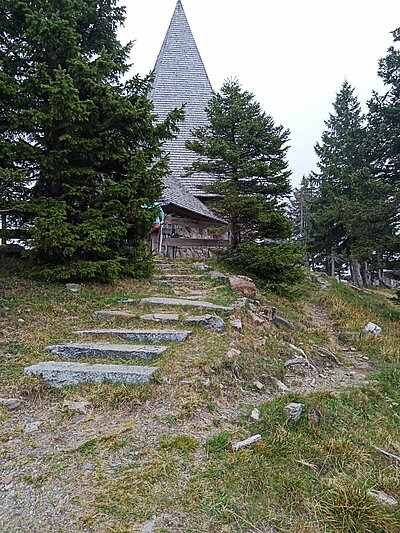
[25,361,157,388]
[74,329,191,343]
[46,342,167,361]
[92,310,136,321]
[155,274,206,279]
[184,315,225,332]
[157,280,209,286]
[140,297,233,314]
[140,313,180,323]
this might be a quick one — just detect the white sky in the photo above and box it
[119,0,400,187]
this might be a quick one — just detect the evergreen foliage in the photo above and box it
[305,76,400,287]
[187,79,303,285]
[0,0,182,281]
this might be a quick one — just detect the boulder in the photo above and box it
[228,276,257,298]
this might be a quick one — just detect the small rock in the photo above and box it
[82,462,93,471]
[273,378,290,393]
[316,347,341,365]
[261,306,277,320]
[367,489,398,506]
[24,421,41,433]
[230,317,243,332]
[232,434,262,451]
[0,398,25,411]
[308,408,322,425]
[141,518,156,533]
[363,322,382,336]
[63,400,91,415]
[288,343,307,358]
[202,378,211,388]
[253,381,264,391]
[248,311,265,326]
[285,357,310,369]
[251,408,261,421]
[66,283,81,293]
[284,402,305,422]
[17,318,25,324]
[272,315,298,331]
[193,263,210,271]
[234,297,249,310]
[227,348,241,359]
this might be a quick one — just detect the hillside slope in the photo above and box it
[0,257,399,532]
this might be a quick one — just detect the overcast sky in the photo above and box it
[119,0,400,186]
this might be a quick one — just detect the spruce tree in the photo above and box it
[187,79,303,285]
[0,0,182,281]
[310,81,374,284]
[367,28,400,280]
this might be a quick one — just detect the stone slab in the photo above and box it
[140,297,233,314]
[46,342,167,361]
[157,280,209,286]
[75,329,191,343]
[140,313,180,323]
[25,361,157,388]
[92,310,136,320]
[156,274,206,279]
[183,315,225,332]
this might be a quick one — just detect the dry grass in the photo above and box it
[1,260,400,532]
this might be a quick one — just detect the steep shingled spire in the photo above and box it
[151,0,215,198]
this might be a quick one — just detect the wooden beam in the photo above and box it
[163,238,229,248]
[164,215,226,229]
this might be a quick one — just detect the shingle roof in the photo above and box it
[161,175,225,224]
[151,0,215,198]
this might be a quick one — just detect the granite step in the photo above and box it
[25,361,157,388]
[74,329,191,343]
[46,342,167,361]
[140,313,180,323]
[157,280,209,286]
[92,310,136,321]
[155,274,206,279]
[140,297,233,314]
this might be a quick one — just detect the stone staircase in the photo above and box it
[24,259,230,388]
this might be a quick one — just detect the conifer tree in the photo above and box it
[187,79,303,285]
[367,28,400,280]
[0,0,181,281]
[310,81,374,284]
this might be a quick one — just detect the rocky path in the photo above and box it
[0,263,379,532]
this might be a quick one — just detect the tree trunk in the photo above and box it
[304,252,310,270]
[330,255,335,277]
[361,261,372,288]
[0,214,6,245]
[350,258,363,287]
